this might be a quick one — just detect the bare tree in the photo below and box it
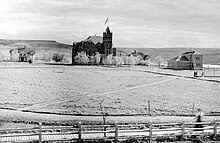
[155,56,164,68]
[99,99,107,137]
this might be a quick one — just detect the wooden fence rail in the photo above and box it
[0,121,219,142]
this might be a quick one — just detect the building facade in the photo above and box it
[167,50,203,70]
[9,47,35,62]
[72,26,116,64]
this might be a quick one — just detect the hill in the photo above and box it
[0,39,72,62]
[0,39,72,50]
[117,47,220,65]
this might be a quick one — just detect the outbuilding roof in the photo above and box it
[182,50,202,55]
[9,47,35,55]
[169,55,190,62]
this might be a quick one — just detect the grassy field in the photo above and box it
[0,64,219,117]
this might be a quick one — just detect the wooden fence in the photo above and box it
[0,121,219,142]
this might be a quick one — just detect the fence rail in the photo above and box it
[0,121,219,142]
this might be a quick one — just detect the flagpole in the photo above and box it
[104,17,109,26]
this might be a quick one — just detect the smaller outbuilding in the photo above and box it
[130,50,150,60]
[9,46,35,63]
[167,50,203,70]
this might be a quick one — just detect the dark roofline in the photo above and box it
[169,55,190,62]
[9,47,35,54]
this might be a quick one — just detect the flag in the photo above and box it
[104,18,108,25]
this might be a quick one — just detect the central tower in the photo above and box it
[103,26,113,57]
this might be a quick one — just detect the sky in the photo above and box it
[1,0,220,48]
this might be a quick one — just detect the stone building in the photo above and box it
[72,26,116,64]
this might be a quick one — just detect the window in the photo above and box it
[196,63,201,67]
[196,57,200,60]
[107,49,110,55]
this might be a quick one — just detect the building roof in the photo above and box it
[84,36,103,44]
[9,47,24,53]
[170,55,190,62]
[182,50,202,55]
[129,51,150,60]
[182,50,195,54]
[131,51,144,57]
[9,47,35,54]
[19,48,35,54]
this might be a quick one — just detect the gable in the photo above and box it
[169,55,190,62]
[178,55,189,61]
[85,36,103,44]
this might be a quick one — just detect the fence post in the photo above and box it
[39,122,42,143]
[104,126,106,137]
[149,121,153,142]
[214,69,216,77]
[181,121,185,139]
[148,101,151,116]
[78,121,82,141]
[103,116,106,137]
[115,121,118,143]
[192,102,195,116]
[213,120,217,137]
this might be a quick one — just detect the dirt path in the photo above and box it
[87,77,177,96]
[19,77,177,111]
[0,108,220,125]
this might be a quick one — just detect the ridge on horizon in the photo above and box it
[0,39,72,46]
[1,38,220,49]
[117,46,220,49]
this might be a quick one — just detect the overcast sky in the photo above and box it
[1,0,220,48]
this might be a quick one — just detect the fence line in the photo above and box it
[0,121,219,142]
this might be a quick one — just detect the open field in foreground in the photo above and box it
[0,64,219,117]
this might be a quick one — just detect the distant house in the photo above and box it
[9,46,35,62]
[167,50,203,70]
[130,50,150,60]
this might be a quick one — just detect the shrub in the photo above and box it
[89,55,95,65]
[41,53,53,63]
[134,55,143,65]
[155,56,166,67]
[62,55,71,63]
[129,54,135,66]
[52,52,64,62]
[95,52,101,64]
[106,54,113,65]
[74,51,89,64]
[123,56,130,65]
[0,53,3,60]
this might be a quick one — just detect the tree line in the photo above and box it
[74,51,166,67]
